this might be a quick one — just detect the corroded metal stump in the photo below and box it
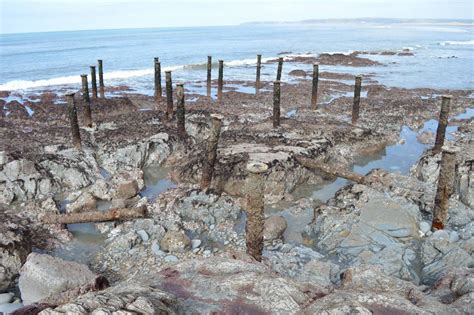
[217,60,224,104]
[65,92,82,150]
[352,75,362,124]
[154,58,162,104]
[176,83,186,140]
[80,74,93,128]
[276,57,283,81]
[165,71,173,120]
[200,114,223,190]
[244,161,268,262]
[273,80,281,128]
[207,56,212,97]
[90,66,98,99]
[433,95,452,154]
[432,146,458,231]
[98,59,105,98]
[256,54,262,93]
[311,64,319,110]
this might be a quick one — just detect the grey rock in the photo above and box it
[263,216,288,241]
[19,253,96,305]
[191,239,202,249]
[420,221,431,234]
[449,231,459,243]
[65,192,96,213]
[0,303,23,314]
[160,230,191,253]
[136,230,149,242]
[164,255,179,263]
[432,230,450,240]
[0,292,14,304]
[116,180,139,199]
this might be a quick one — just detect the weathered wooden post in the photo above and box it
[352,76,362,124]
[276,57,283,81]
[207,56,212,97]
[80,74,93,128]
[154,58,162,103]
[431,146,457,230]
[165,71,173,120]
[65,92,82,150]
[98,60,105,98]
[90,66,98,99]
[256,54,262,93]
[176,83,186,139]
[273,80,281,128]
[433,95,452,154]
[311,64,319,109]
[200,114,223,190]
[217,60,224,104]
[244,161,268,262]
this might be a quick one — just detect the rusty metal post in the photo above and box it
[80,74,92,128]
[65,92,82,150]
[273,80,281,128]
[433,96,452,154]
[244,162,268,262]
[217,60,224,104]
[432,146,457,230]
[276,57,283,81]
[176,83,186,139]
[98,60,105,98]
[352,76,362,124]
[165,71,173,120]
[311,64,319,109]
[200,114,223,190]
[90,66,98,99]
[207,56,212,97]
[154,58,162,104]
[256,54,262,93]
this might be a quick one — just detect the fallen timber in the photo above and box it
[41,206,147,224]
[296,156,368,184]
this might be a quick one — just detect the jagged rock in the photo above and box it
[65,192,96,213]
[160,230,191,253]
[116,179,139,199]
[0,213,31,292]
[263,215,288,240]
[19,253,97,305]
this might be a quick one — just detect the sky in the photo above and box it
[0,0,472,34]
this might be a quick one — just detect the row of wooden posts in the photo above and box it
[61,56,455,262]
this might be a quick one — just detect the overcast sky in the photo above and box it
[0,0,472,34]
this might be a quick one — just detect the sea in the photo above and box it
[0,22,473,96]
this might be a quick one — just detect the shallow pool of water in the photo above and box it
[140,166,177,202]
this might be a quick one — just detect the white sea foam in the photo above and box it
[439,40,474,46]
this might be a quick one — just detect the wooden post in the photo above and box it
[80,74,93,128]
[256,54,262,93]
[273,80,281,128]
[176,83,186,139]
[90,66,98,99]
[244,162,268,262]
[154,58,162,103]
[432,146,457,230]
[276,57,283,81]
[42,206,147,224]
[311,64,319,109]
[352,76,362,124]
[207,56,212,97]
[433,96,452,154]
[295,156,367,184]
[217,60,224,104]
[165,71,173,120]
[98,60,105,98]
[65,92,82,150]
[200,114,223,190]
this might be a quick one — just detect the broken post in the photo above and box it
[433,95,452,154]
[98,59,105,98]
[65,92,82,150]
[90,66,98,99]
[244,161,268,262]
[207,56,212,97]
[165,71,173,119]
[276,57,283,81]
[176,83,186,139]
[273,80,281,128]
[217,60,224,104]
[352,76,362,124]
[154,58,162,103]
[311,64,319,109]
[80,74,93,128]
[42,206,147,224]
[296,156,367,184]
[431,146,457,231]
[256,54,262,93]
[200,114,223,190]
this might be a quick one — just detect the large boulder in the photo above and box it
[0,213,31,292]
[19,253,97,305]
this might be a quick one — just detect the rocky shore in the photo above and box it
[1,51,473,314]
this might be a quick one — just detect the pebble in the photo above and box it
[191,239,202,249]
[210,225,215,230]
[0,292,14,304]
[136,230,149,242]
[432,229,450,240]
[449,231,459,243]
[151,243,165,256]
[419,222,431,234]
[203,249,211,255]
[164,255,179,263]
[192,248,200,254]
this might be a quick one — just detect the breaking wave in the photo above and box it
[439,40,474,46]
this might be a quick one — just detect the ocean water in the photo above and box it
[0,23,473,95]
